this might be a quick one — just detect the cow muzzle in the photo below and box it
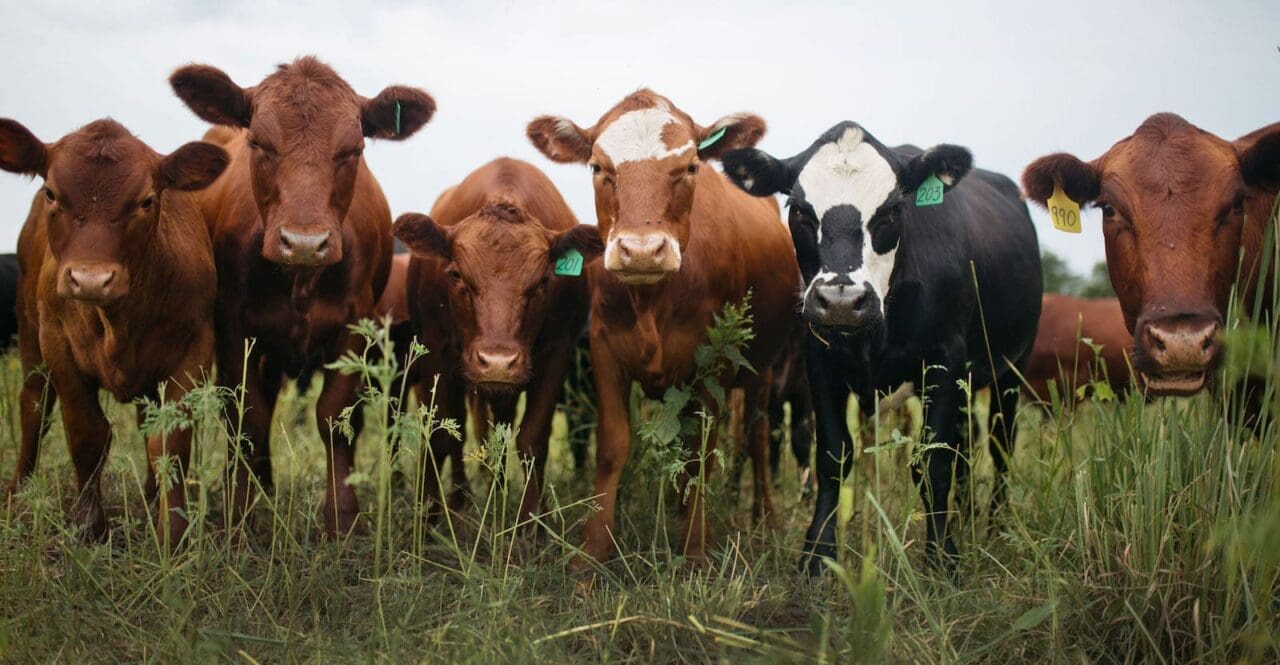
[466,345,530,394]
[265,226,342,266]
[804,278,880,329]
[1137,315,1221,395]
[605,232,681,284]
[59,263,128,303]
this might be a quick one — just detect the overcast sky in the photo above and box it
[0,0,1276,272]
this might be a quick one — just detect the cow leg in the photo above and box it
[912,362,964,567]
[315,365,364,537]
[800,339,854,577]
[55,369,111,541]
[767,386,786,480]
[576,340,631,569]
[9,327,55,495]
[791,380,817,495]
[950,406,977,523]
[741,369,775,525]
[514,342,572,530]
[987,380,1020,523]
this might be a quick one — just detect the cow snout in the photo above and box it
[805,278,878,328]
[606,232,681,283]
[1137,315,1221,395]
[61,264,127,303]
[469,346,528,390]
[277,228,333,266]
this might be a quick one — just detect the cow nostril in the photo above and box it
[652,242,666,261]
[102,272,115,288]
[68,272,80,290]
[812,290,830,310]
[316,234,330,255]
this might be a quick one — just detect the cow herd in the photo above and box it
[1,56,1277,575]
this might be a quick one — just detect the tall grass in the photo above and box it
[2,214,1279,661]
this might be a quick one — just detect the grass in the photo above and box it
[3,230,1280,662]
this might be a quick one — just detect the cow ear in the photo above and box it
[1021,152,1101,207]
[0,119,48,177]
[527,116,593,164]
[696,113,767,160]
[903,144,973,192]
[159,142,229,191]
[720,148,795,197]
[362,86,436,140]
[550,224,604,264]
[393,212,451,259]
[1237,123,1280,192]
[170,64,253,128]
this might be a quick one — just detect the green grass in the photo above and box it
[4,258,1280,663]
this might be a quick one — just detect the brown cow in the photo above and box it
[527,90,801,566]
[168,56,435,534]
[1023,114,1280,395]
[393,157,602,526]
[1023,294,1133,406]
[1,118,228,544]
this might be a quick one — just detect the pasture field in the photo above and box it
[2,286,1280,664]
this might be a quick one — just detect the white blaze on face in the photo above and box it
[797,126,900,313]
[595,107,695,165]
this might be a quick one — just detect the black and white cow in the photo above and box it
[720,122,1042,574]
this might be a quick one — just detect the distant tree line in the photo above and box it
[1041,250,1116,298]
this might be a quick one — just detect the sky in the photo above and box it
[0,0,1276,273]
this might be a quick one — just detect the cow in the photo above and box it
[392,157,602,526]
[167,56,435,535]
[0,254,17,348]
[1023,294,1133,406]
[720,122,1042,574]
[0,118,228,544]
[1023,114,1280,396]
[526,90,801,567]
[767,329,815,487]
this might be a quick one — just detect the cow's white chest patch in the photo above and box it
[596,107,694,164]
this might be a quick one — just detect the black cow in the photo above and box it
[0,254,17,349]
[721,122,1042,574]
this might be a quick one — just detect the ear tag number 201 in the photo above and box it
[1048,183,1081,233]
[554,248,584,276]
[916,174,945,207]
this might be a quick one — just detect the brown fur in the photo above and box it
[1022,114,1280,395]
[1,118,226,546]
[1022,294,1133,406]
[527,91,801,566]
[394,158,600,526]
[169,57,435,535]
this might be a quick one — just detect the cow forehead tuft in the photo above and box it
[796,128,897,221]
[595,107,694,164]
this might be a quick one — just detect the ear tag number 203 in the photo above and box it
[554,248,584,276]
[1048,183,1081,233]
[916,174,945,207]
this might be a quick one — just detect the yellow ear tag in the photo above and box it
[1048,183,1081,234]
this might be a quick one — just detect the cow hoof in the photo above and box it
[798,546,836,578]
[321,509,362,539]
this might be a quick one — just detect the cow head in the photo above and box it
[1023,114,1280,395]
[526,90,765,285]
[0,118,227,304]
[170,56,435,267]
[393,203,602,394]
[720,122,971,335]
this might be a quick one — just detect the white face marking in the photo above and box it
[798,127,901,314]
[595,107,694,164]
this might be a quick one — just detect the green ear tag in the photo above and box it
[698,126,728,151]
[554,248,584,276]
[394,101,402,135]
[915,174,945,207]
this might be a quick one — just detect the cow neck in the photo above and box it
[284,266,325,313]
[77,207,181,350]
[623,280,669,373]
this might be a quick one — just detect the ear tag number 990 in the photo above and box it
[1048,183,1081,233]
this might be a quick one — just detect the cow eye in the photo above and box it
[139,194,156,212]
[448,269,463,282]
[686,163,699,176]
[590,163,602,175]
[1097,202,1115,218]
[42,187,55,204]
